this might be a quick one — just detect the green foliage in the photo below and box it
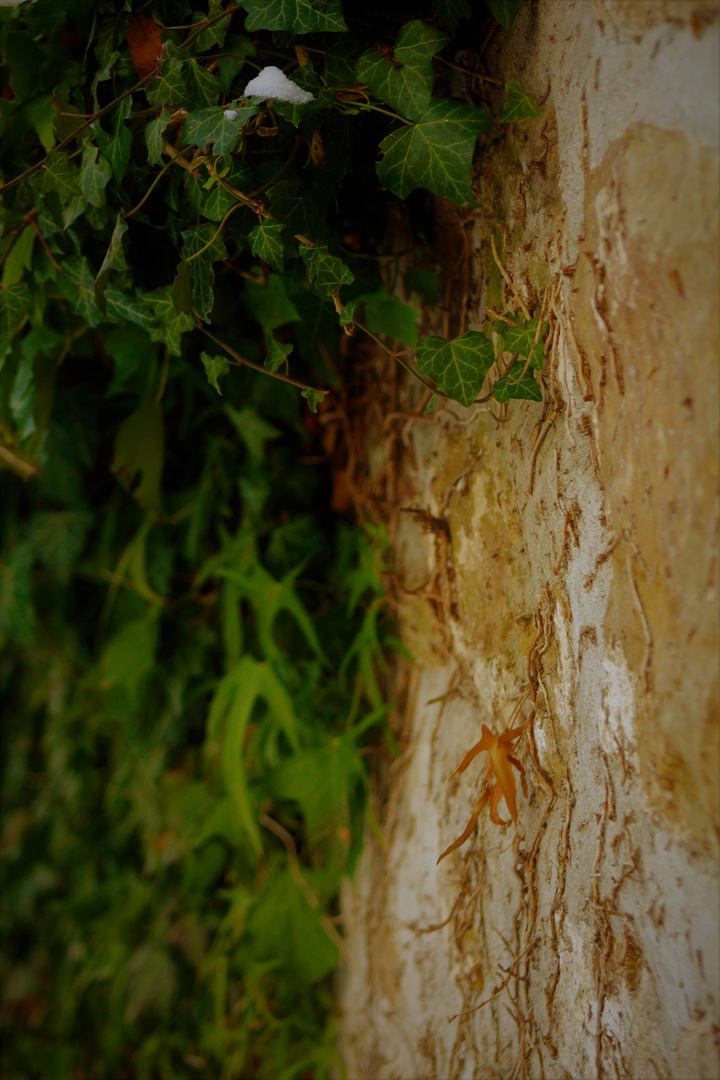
[0,0,535,1075]
[501,79,541,122]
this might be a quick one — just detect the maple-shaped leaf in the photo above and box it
[438,723,525,863]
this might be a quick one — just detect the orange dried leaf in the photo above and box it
[127,14,164,79]
[439,722,525,862]
[437,789,489,864]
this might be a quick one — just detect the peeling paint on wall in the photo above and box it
[339,1,719,1077]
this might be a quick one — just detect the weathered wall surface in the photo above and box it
[339,2,720,1078]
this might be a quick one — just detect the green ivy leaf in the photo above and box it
[432,0,472,30]
[147,58,191,109]
[184,60,219,108]
[356,21,449,121]
[0,283,30,362]
[105,288,155,329]
[404,268,438,306]
[145,107,172,166]
[493,359,542,402]
[377,99,491,205]
[95,214,128,313]
[2,226,34,287]
[226,404,282,459]
[145,286,195,355]
[247,867,338,982]
[0,542,35,645]
[264,330,293,373]
[416,331,495,406]
[496,316,547,369]
[299,244,354,298]
[94,97,132,182]
[244,274,301,331]
[78,145,112,208]
[111,397,165,511]
[182,224,227,323]
[172,259,194,316]
[242,0,348,34]
[339,298,358,328]
[62,257,102,327]
[193,0,230,51]
[486,0,526,30]
[28,150,81,197]
[301,387,327,413]
[184,104,257,157]
[248,219,285,273]
[501,80,540,122]
[201,351,230,394]
[360,288,418,347]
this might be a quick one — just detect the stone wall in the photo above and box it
[339,2,720,1077]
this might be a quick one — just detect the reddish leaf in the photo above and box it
[438,723,525,863]
[127,14,163,79]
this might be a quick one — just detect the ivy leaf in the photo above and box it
[181,225,227,323]
[184,105,257,157]
[105,288,155,329]
[302,387,327,413]
[193,0,230,51]
[78,145,112,208]
[62,257,102,327]
[432,0,472,30]
[201,351,230,395]
[404,267,438,306]
[0,283,30,360]
[356,21,449,122]
[500,80,540,122]
[416,331,495,406]
[247,868,338,982]
[493,360,542,402]
[299,244,353,298]
[145,107,172,166]
[496,316,547,369]
[377,99,491,205]
[184,60,218,109]
[94,97,132,182]
[226,404,281,460]
[248,219,285,273]
[111,397,164,511]
[360,288,418,347]
[95,214,128,313]
[28,150,81,197]
[244,274,301,331]
[0,542,35,645]
[242,0,348,34]
[486,0,526,30]
[264,330,293,373]
[147,57,191,109]
[145,286,195,355]
[172,259,194,316]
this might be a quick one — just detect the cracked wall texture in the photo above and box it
[338,1,719,1078]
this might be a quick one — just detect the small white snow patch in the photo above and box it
[243,66,314,105]
[223,109,239,121]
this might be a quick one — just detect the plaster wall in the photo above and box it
[339,2,720,1078]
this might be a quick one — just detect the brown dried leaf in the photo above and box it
[127,14,164,79]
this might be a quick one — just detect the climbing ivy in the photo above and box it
[0,0,536,1077]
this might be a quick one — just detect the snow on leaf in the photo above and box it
[355,21,449,122]
[184,104,257,155]
[438,724,525,863]
[501,79,541,122]
[416,331,494,407]
[241,0,348,35]
[377,98,491,205]
[244,65,315,104]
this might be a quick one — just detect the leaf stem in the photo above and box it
[355,322,443,395]
[196,319,325,395]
